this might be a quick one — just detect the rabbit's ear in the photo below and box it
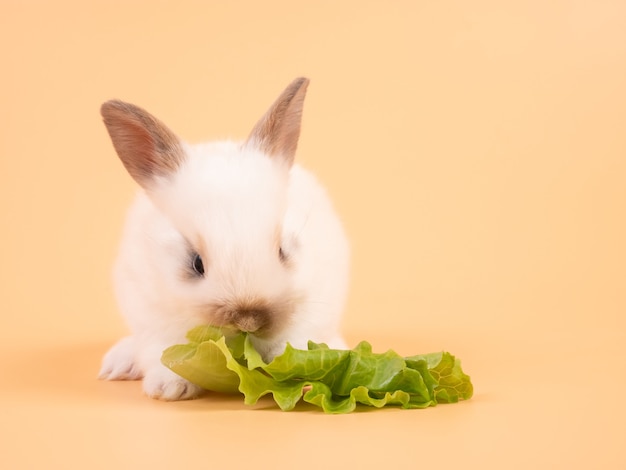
[246,77,309,167]
[101,100,185,188]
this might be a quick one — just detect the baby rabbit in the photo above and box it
[98,78,350,400]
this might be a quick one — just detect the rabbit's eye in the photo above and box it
[192,253,205,276]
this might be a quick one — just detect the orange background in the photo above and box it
[1,1,625,468]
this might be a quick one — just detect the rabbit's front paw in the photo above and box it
[142,366,204,401]
[99,336,142,380]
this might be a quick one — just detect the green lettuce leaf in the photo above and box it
[161,326,473,413]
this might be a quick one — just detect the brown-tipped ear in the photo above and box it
[100,100,185,188]
[245,77,309,166]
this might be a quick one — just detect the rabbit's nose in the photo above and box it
[232,308,270,333]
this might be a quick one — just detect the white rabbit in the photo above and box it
[98,78,350,400]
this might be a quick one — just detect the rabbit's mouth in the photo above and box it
[207,297,295,338]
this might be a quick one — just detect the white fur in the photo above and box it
[99,141,349,400]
